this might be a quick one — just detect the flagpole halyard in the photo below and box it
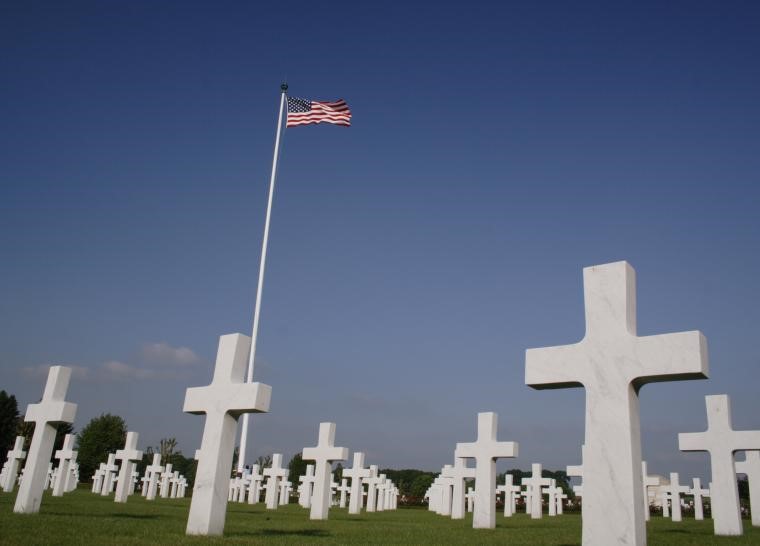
[237,83,288,474]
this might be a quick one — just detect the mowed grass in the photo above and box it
[0,489,758,545]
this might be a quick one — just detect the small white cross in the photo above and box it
[302,422,348,520]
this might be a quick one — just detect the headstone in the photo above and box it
[92,465,104,493]
[496,473,520,517]
[2,436,27,493]
[365,465,382,512]
[160,463,174,498]
[522,463,551,519]
[454,412,518,528]
[298,464,316,508]
[247,464,263,504]
[263,454,288,509]
[183,333,272,535]
[338,478,350,508]
[525,261,708,546]
[443,457,475,519]
[145,454,163,500]
[343,452,371,514]
[302,422,348,520]
[544,479,561,516]
[679,394,760,535]
[52,433,76,497]
[466,487,475,513]
[689,477,709,521]
[659,485,671,518]
[735,450,760,527]
[100,454,118,496]
[114,431,143,503]
[436,466,453,516]
[641,461,660,522]
[14,366,78,514]
[666,472,689,522]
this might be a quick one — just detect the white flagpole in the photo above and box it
[237,83,288,474]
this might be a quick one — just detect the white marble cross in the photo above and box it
[665,472,689,522]
[567,451,584,499]
[52,433,76,497]
[145,454,163,500]
[443,457,475,520]
[2,436,27,493]
[114,431,142,503]
[679,394,760,535]
[302,422,348,520]
[454,412,518,528]
[642,461,660,522]
[436,465,454,516]
[496,474,520,517]
[183,333,272,535]
[337,478,350,508]
[14,366,78,514]
[365,465,382,512]
[92,464,105,493]
[263,453,288,509]
[735,451,760,527]
[247,464,263,504]
[544,479,562,516]
[689,477,709,521]
[159,463,174,498]
[525,261,707,546]
[522,463,551,519]
[100,453,118,496]
[343,452,371,514]
[298,464,316,508]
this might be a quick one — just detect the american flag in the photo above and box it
[286,97,352,128]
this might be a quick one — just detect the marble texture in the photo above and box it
[14,366,77,514]
[302,422,348,520]
[525,261,708,546]
[183,333,272,536]
[679,395,760,535]
[114,432,142,503]
[735,451,760,527]
[343,452,371,514]
[454,412,517,528]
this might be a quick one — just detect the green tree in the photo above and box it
[76,414,127,482]
[0,390,20,457]
[158,437,177,465]
[409,474,434,498]
[288,453,307,485]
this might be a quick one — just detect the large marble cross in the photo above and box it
[689,477,709,521]
[302,422,348,520]
[2,436,26,493]
[183,333,272,535]
[735,451,759,527]
[14,366,77,514]
[343,452,371,514]
[52,433,76,497]
[525,261,707,546]
[443,457,476,520]
[114,431,142,503]
[680,394,760,535]
[454,412,517,528]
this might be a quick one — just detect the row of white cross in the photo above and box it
[88,450,188,501]
[3,261,760,546]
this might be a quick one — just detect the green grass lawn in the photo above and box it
[0,489,757,545]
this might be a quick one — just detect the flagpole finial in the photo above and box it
[280,82,288,93]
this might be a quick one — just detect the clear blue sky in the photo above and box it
[1,1,759,481]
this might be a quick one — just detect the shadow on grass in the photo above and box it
[49,512,160,520]
[661,529,691,534]
[230,529,331,538]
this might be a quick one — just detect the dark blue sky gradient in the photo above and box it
[1,1,759,479]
